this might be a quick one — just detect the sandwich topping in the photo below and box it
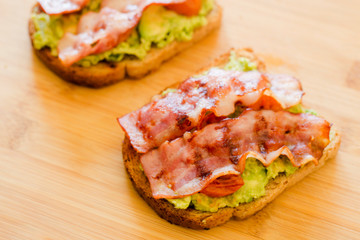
[140,110,331,199]
[38,0,200,15]
[36,0,204,66]
[117,53,333,212]
[32,0,213,66]
[38,0,90,15]
[118,68,304,153]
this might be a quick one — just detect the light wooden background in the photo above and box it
[1,0,360,239]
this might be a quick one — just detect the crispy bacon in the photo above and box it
[57,0,202,66]
[118,69,304,153]
[37,0,198,15]
[101,0,145,12]
[140,110,331,199]
[58,7,138,66]
[38,0,90,15]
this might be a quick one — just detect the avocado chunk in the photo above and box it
[138,6,173,44]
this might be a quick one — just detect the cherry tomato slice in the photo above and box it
[166,0,202,16]
[201,174,244,198]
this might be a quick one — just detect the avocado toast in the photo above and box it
[29,0,222,87]
[119,49,341,229]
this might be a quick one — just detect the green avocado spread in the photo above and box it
[223,51,257,72]
[166,54,317,212]
[31,0,214,67]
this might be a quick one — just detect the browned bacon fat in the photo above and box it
[140,110,330,199]
[118,69,304,153]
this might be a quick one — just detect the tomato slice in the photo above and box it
[249,93,284,111]
[166,0,202,16]
[200,174,244,198]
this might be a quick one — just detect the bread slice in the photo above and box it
[28,2,222,88]
[121,49,341,229]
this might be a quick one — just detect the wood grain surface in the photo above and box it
[1,0,360,239]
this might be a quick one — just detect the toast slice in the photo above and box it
[28,2,222,88]
[121,49,341,229]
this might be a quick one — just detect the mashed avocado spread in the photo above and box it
[166,53,316,212]
[223,51,257,72]
[31,0,214,67]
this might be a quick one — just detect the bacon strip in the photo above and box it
[58,7,138,66]
[140,110,331,199]
[37,0,193,15]
[38,0,90,15]
[57,0,202,66]
[118,69,304,153]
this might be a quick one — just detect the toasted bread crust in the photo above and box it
[29,3,222,88]
[121,49,341,229]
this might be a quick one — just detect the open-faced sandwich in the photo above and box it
[118,49,341,229]
[29,0,221,87]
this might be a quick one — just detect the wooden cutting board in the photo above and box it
[1,0,360,239]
